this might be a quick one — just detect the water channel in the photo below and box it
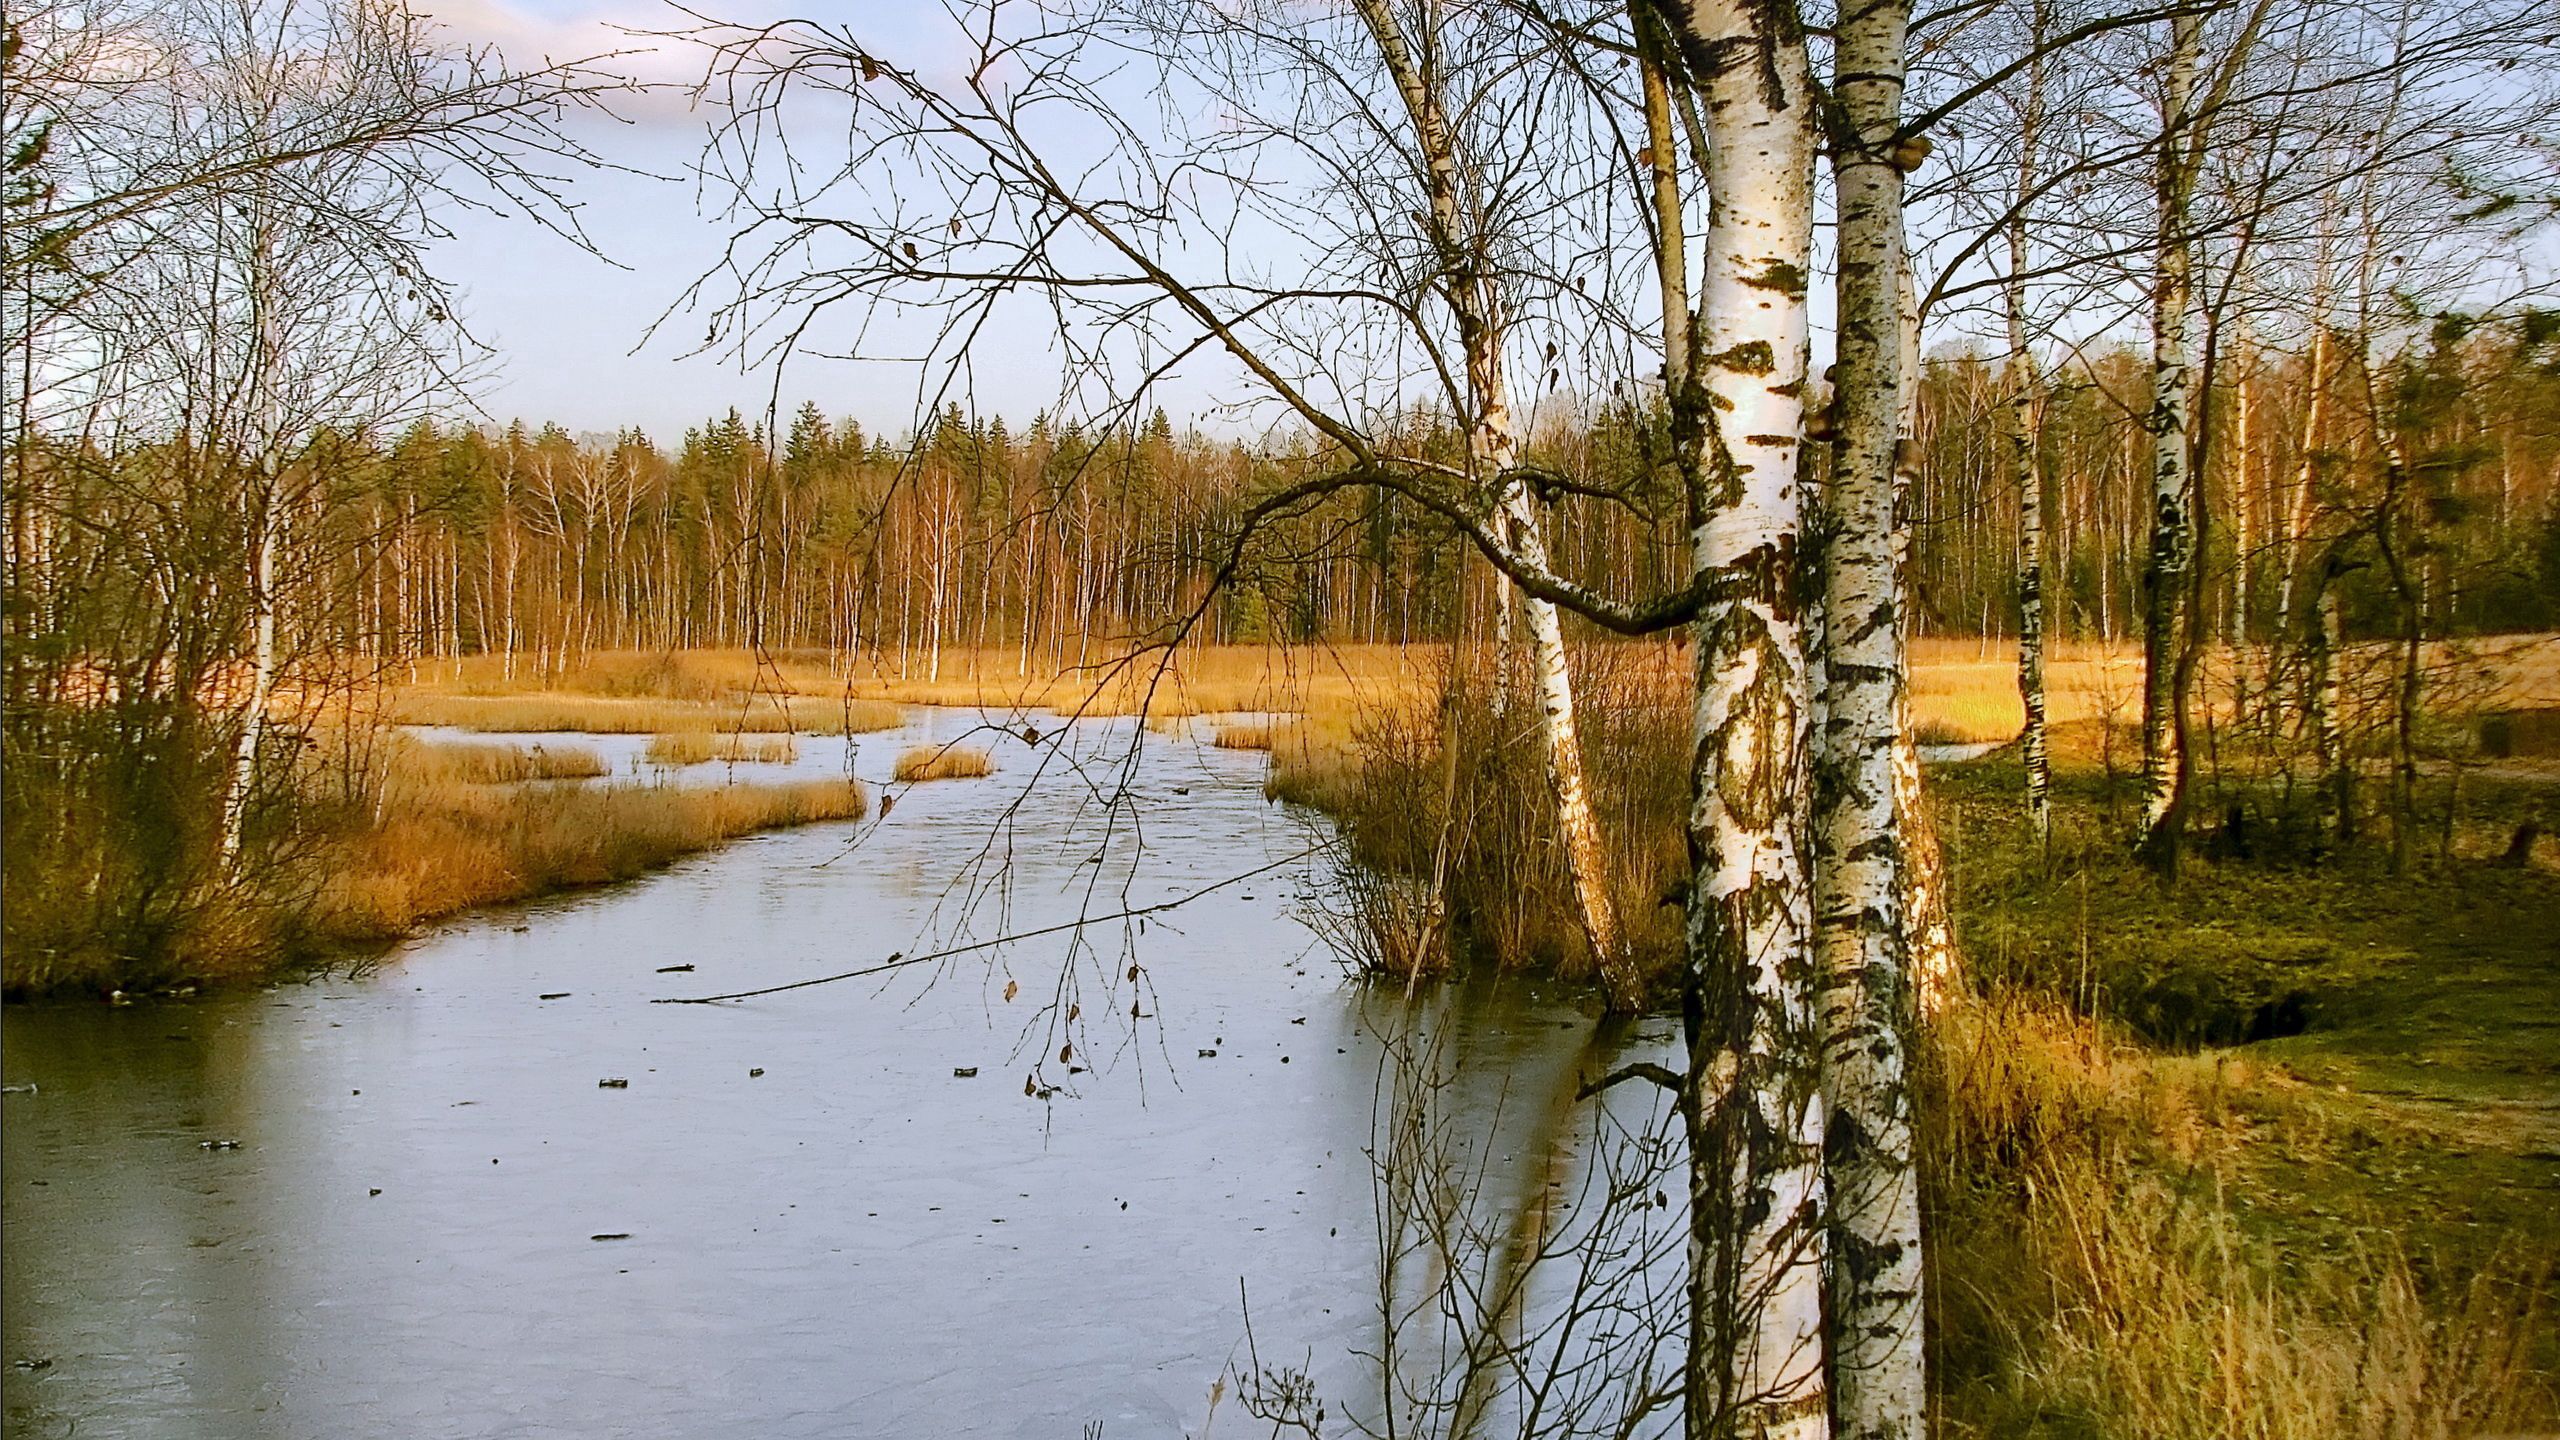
[3,709,1677,1439]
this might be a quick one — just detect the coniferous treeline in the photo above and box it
[27,326,2551,691]
[1911,324,2560,647]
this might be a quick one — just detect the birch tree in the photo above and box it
[1350,0,1625,976]
[1669,0,1829,1420]
[2002,0,2056,850]
[2,0,624,966]
[1816,0,1927,1424]
[2134,7,2205,872]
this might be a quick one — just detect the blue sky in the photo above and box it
[420,0,2559,448]
[429,0,1153,444]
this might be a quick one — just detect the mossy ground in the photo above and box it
[1931,733,2560,1386]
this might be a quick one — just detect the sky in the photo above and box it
[416,0,1988,448]
[425,0,1013,444]
[419,0,1659,449]
[414,0,2560,449]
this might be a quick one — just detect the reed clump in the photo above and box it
[1212,722,1274,750]
[892,745,995,782]
[1279,647,1688,1000]
[644,731,800,766]
[314,763,866,942]
[402,738,610,784]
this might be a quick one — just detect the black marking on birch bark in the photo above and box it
[1748,260,1809,296]
[1708,340,1775,374]
[1843,835,1897,865]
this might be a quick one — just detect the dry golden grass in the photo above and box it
[892,745,995,782]
[394,644,1433,726]
[1925,993,2556,1439]
[818,643,1435,719]
[643,731,799,766]
[1263,706,1381,813]
[388,691,903,735]
[387,636,2555,761]
[2459,631,2560,709]
[1212,722,1274,750]
[400,738,609,784]
[1267,640,2560,1432]
[314,761,866,943]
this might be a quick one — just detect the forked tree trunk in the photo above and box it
[1820,14,1926,1430]
[2139,10,2203,873]
[1673,0,1827,1430]
[1355,0,1623,976]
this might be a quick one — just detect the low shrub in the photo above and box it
[892,745,995,782]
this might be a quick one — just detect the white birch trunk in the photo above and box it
[220,202,285,870]
[1497,487,1625,973]
[2004,31,2053,851]
[2278,312,2330,698]
[2310,556,2351,843]
[2230,346,2253,644]
[222,506,279,868]
[1673,0,1827,1430]
[2139,11,2202,868]
[1820,16,1926,1430]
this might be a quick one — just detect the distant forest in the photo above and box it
[20,325,2551,681]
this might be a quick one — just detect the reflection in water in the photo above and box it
[4,710,1673,1439]
[1337,980,1683,1440]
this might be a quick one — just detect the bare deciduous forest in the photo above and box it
[5,0,2558,1436]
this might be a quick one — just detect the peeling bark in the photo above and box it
[1819,3,1926,1430]
[1672,0,1828,1430]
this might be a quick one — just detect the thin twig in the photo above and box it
[653,841,1333,1004]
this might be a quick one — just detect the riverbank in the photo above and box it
[0,739,868,998]
[1263,681,2560,1429]
[0,707,1371,1440]
[311,740,870,947]
[382,638,2179,743]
